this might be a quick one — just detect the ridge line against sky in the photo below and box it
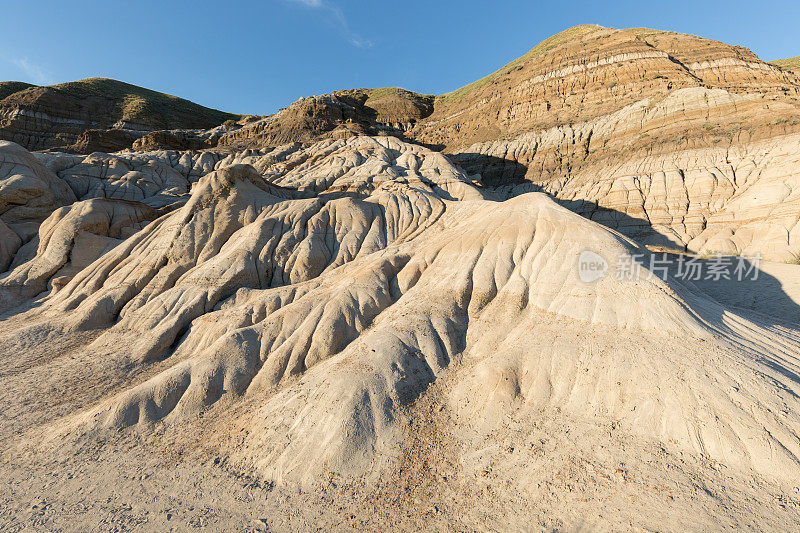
[0,0,799,115]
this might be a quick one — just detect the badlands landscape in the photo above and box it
[3,24,800,530]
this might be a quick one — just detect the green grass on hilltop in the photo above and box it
[363,86,432,100]
[362,87,434,106]
[438,24,604,103]
[628,27,674,39]
[334,87,435,116]
[50,77,240,127]
[771,56,800,72]
[0,81,35,101]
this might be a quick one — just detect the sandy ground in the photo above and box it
[3,297,800,532]
[3,379,799,532]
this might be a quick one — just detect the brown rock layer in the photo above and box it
[216,88,434,151]
[411,25,800,150]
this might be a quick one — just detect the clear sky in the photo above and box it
[1,0,799,116]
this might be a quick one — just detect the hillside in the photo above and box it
[412,25,800,149]
[213,86,434,150]
[0,78,436,154]
[438,24,604,103]
[406,26,800,260]
[0,81,34,101]
[0,77,239,152]
[772,55,800,73]
[50,78,238,128]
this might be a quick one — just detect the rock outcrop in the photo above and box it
[0,140,76,270]
[457,87,800,260]
[216,88,434,151]
[414,26,800,260]
[412,25,800,150]
[0,197,157,310]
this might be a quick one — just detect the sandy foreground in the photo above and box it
[2,266,800,531]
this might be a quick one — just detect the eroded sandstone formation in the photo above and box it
[3,24,800,530]
[0,135,798,531]
[418,26,800,259]
[459,88,800,259]
[216,88,434,151]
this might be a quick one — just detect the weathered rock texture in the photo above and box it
[3,25,800,531]
[413,26,800,260]
[0,140,76,270]
[2,135,800,530]
[414,25,800,149]
[216,88,434,151]
[458,88,800,260]
[8,26,794,260]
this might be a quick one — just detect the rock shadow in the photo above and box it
[449,152,800,329]
[448,152,685,250]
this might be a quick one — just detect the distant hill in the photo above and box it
[0,81,34,101]
[0,77,240,152]
[771,56,800,73]
[47,78,238,129]
[215,86,434,151]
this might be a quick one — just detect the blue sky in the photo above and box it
[1,0,799,115]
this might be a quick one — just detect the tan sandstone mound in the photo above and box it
[0,140,76,270]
